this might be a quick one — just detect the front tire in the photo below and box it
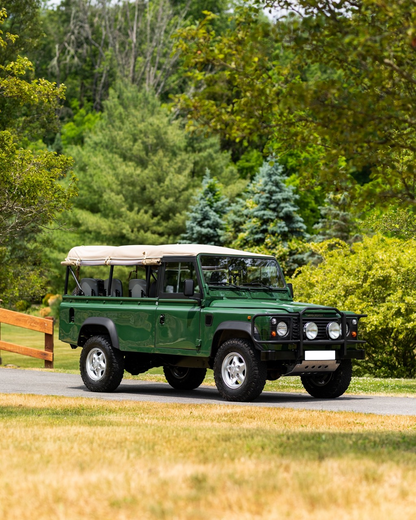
[80,335,124,392]
[301,359,352,398]
[213,338,267,402]
[163,366,207,390]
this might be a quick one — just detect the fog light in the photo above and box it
[304,322,318,340]
[327,322,341,339]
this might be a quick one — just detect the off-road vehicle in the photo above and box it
[59,244,365,402]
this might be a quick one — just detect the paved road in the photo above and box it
[0,367,415,416]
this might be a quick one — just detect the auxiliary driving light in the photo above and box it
[304,321,318,340]
[327,321,341,339]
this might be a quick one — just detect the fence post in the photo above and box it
[44,317,54,369]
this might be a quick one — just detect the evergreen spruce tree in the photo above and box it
[314,192,358,243]
[181,172,228,245]
[232,161,307,248]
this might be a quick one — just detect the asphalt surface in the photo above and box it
[1,367,416,416]
[0,368,416,416]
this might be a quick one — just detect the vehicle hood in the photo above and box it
[206,298,342,314]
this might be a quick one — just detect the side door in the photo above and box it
[155,258,202,353]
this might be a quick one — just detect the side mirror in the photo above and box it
[184,279,195,297]
[287,283,294,299]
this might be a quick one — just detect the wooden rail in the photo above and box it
[0,309,54,368]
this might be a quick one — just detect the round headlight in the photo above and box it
[327,321,341,339]
[276,321,288,337]
[304,322,318,340]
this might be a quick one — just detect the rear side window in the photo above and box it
[161,262,200,296]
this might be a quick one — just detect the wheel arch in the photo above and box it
[78,317,120,349]
[210,321,254,364]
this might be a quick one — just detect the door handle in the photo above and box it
[159,314,165,325]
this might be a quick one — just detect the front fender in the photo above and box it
[214,320,253,336]
[211,320,258,356]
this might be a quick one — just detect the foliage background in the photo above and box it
[2,0,416,377]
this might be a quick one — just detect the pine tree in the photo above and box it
[232,161,307,248]
[314,192,357,243]
[63,81,196,246]
[181,172,228,245]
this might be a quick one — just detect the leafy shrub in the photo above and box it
[291,235,416,378]
[15,300,30,312]
[42,293,54,306]
[40,306,51,317]
[40,294,62,319]
[48,294,62,319]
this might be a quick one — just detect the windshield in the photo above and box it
[199,255,286,289]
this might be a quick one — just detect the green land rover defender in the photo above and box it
[59,244,365,402]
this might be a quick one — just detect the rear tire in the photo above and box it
[163,366,207,390]
[301,359,352,398]
[80,335,124,392]
[213,338,266,402]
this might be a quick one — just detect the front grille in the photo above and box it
[291,320,300,340]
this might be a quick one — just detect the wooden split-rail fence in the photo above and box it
[0,309,54,368]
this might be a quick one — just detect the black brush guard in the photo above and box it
[250,307,366,362]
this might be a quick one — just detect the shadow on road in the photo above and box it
[70,379,369,405]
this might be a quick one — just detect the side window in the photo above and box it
[162,262,200,296]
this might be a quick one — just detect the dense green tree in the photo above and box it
[66,82,195,245]
[363,206,416,240]
[175,9,275,159]
[42,81,242,290]
[184,133,247,200]
[0,0,44,63]
[0,132,75,246]
[0,9,76,246]
[36,0,231,112]
[230,160,307,249]
[291,235,416,378]
[181,172,228,245]
[314,192,359,244]
[60,101,102,148]
[174,1,416,206]
[0,9,76,306]
[0,235,48,308]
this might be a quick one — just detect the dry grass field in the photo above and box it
[1,324,416,518]
[0,394,415,520]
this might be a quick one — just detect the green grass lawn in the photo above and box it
[1,323,415,396]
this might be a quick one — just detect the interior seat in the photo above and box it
[80,278,104,296]
[104,278,123,297]
[129,279,147,298]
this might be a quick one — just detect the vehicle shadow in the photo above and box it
[73,379,368,405]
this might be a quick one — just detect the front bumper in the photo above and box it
[252,306,366,363]
[260,348,365,362]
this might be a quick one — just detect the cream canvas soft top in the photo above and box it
[61,244,271,266]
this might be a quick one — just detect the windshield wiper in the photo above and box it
[207,282,240,289]
[240,282,276,290]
